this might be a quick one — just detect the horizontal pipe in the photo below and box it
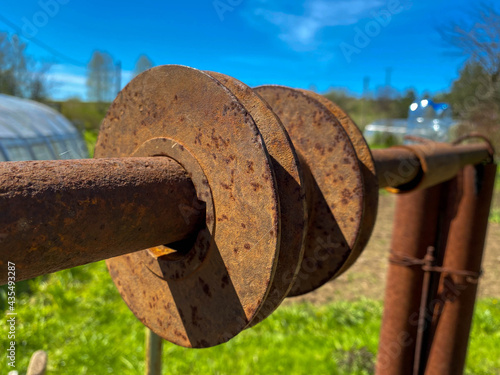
[371,147,421,189]
[372,143,491,190]
[0,157,202,284]
[0,142,492,284]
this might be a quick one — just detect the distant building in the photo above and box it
[363,118,407,146]
[0,94,88,161]
[406,99,455,142]
[363,100,457,146]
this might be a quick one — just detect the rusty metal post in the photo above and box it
[412,175,462,375]
[0,157,203,283]
[425,163,497,375]
[375,185,444,375]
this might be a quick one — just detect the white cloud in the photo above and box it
[46,72,86,86]
[45,65,134,100]
[251,0,384,50]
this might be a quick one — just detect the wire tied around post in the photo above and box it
[388,250,482,284]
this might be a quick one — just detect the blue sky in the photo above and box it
[0,0,479,100]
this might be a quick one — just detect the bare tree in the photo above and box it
[439,3,500,79]
[86,51,115,103]
[0,33,16,95]
[28,63,52,101]
[0,33,29,97]
[0,31,51,101]
[133,54,153,77]
[439,3,500,149]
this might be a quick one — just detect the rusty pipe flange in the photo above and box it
[131,137,214,281]
[205,72,307,327]
[94,65,281,348]
[255,86,365,296]
[299,91,378,277]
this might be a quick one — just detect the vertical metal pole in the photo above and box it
[376,185,443,375]
[425,163,497,375]
[413,246,435,375]
[413,176,461,374]
[145,328,163,375]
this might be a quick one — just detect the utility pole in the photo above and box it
[361,76,370,127]
[385,67,393,98]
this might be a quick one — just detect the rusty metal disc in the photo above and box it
[255,86,365,296]
[299,90,378,277]
[94,65,281,348]
[205,72,307,326]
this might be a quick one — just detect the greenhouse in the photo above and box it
[0,94,88,161]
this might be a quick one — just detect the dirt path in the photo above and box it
[286,193,500,305]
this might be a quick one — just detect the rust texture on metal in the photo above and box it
[425,163,496,375]
[411,176,461,375]
[376,185,443,375]
[373,143,492,192]
[255,85,365,297]
[95,65,281,348]
[452,132,495,156]
[302,90,379,277]
[412,245,436,375]
[205,71,307,327]
[132,138,215,283]
[371,147,421,189]
[0,157,200,284]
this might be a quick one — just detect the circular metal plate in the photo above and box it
[255,86,365,296]
[95,65,280,348]
[205,72,307,326]
[300,90,378,276]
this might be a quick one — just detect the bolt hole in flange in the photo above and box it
[132,138,214,280]
[148,205,206,261]
[147,170,206,263]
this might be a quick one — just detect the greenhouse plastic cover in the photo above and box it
[0,94,88,161]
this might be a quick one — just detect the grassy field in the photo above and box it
[1,261,499,375]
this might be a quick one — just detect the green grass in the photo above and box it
[496,165,500,191]
[1,262,499,374]
[83,129,99,157]
[490,209,500,224]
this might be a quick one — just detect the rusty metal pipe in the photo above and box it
[372,143,491,190]
[375,185,443,375]
[0,157,202,284]
[0,141,492,285]
[425,163,497,375]
[412,176,458,375]
[371,147,421,188]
